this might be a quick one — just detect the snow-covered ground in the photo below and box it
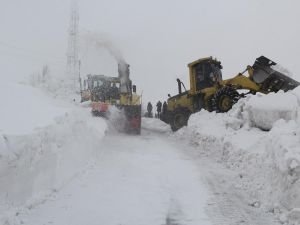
[15,134,212,225]
[175,87,300,225]
[2,79,300,225]
[0,82,107,224]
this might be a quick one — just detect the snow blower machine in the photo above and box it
[163,56,300,131]
[81,62,142,134]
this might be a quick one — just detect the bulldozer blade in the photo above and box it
[252,56,300,93]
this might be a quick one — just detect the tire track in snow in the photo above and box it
[204,171,280,225]
[16,133,212,225]
[162,130,281,225]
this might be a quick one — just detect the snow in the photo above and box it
[0,83,108,224]
[0,81,212,225]
[0,82,68,135]
[271,64,294,78]
[0,107,107,224]
[176,86,300,224]
[15,135,212,225]
[245,91,298,130]
[142,117,171,133]
[2,75,300,225]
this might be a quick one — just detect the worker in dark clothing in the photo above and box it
[109,83,119,100]
[162,101,167,114]
[156,101,162,119]
[147,102,153,118]
[161,101,168,122]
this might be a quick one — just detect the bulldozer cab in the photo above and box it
[188,57,223,95]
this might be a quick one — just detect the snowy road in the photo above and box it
[17,132,212,225]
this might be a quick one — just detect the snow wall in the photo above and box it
[0,109,107,224]
[177,86,300,224]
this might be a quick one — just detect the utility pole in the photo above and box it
[78,60,82,92]
[66,0,79,91]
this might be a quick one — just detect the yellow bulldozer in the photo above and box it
[163,56,300,131]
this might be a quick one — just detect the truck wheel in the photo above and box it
[213,87,240,112]
[170,108,191,131]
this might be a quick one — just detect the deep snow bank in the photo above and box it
[0,108,107,224]
[0,83,107,224]
[245,91,298,130]
[0,82,68,135]
[177,87,300,224]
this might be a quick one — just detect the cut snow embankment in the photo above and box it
[0,83,107,224]
[176,86,300,224]
[0,82,68,135]
[245,91,298,130]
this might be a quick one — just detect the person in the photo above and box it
[162,101,167,114]
[109,83,119,100]
[147,102,153,118]
[156,101,162,119]
[161,101,168,122]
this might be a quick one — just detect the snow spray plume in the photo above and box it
[81,31,126,65]
[106,106,127,134]
[81,31,131,93]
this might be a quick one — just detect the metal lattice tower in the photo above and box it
[66,1,79,89]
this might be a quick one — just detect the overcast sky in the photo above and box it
[1,0,299,104]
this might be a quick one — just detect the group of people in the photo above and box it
[146,100,167,120]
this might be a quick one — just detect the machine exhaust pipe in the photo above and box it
[177,78,182,94]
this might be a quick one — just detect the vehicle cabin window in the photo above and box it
[211,64,223,82]
[93,80,103,88]
[110,82,120,88]
[93,81,97,87]
[195,63,214,90]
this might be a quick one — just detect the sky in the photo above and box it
[1,0,300,105]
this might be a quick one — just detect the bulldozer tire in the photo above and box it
[170,108,191,132]
[206,96,215,112]
[213,86,240,113]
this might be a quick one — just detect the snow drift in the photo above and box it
[177,86,300,224]
[0,82,68,135]
[245,91,298,130]
[0,83,107,224]
[0,109,107,224]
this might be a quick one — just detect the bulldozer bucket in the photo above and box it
[252,56,300,93]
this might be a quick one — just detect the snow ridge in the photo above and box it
[177,86,300,224]
[0,109,107,225]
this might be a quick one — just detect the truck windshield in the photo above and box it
[93,80,103,88]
